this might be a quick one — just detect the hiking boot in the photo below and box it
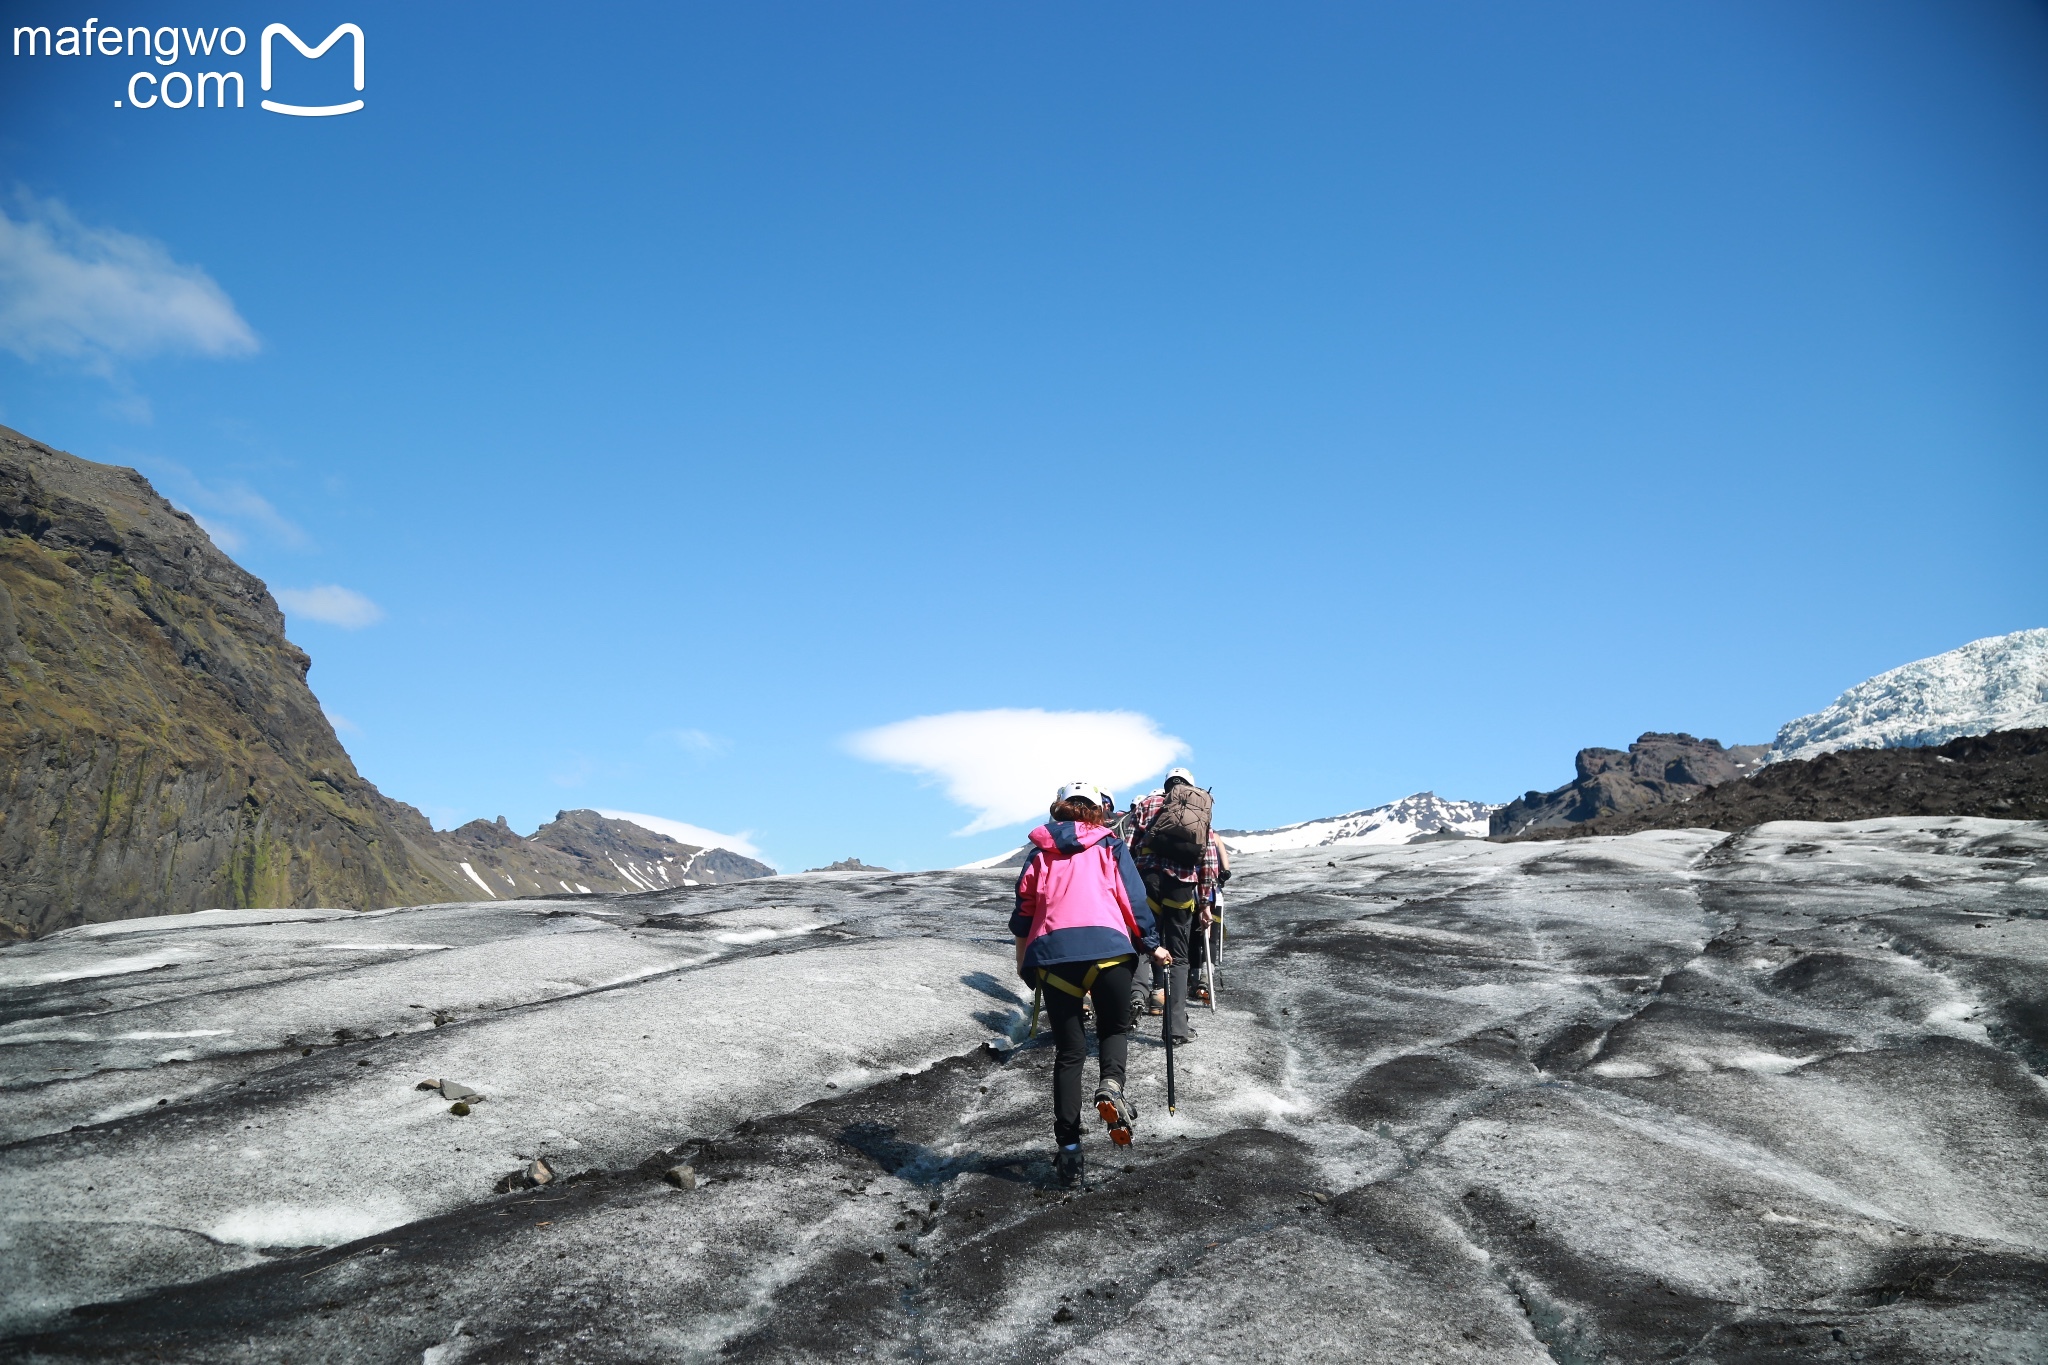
[1095,1080,1136,1146]
[1172,1025,1198,1044]
[1054,1145,1084,1189]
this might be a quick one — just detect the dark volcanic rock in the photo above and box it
[1526,726,2048,839]
[0,429,772,937]
[1491,732,1767,837]
[806,857,891,873]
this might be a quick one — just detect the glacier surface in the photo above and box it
[0,824,2044,1362]
[1772,628,2048,762]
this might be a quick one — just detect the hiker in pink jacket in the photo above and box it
[1011,781,1170,1188]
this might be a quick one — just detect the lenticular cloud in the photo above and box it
[847,709,1189,835]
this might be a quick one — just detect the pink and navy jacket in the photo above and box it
[1010,821,1159,978]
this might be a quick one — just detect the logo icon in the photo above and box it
[260,23,363,116]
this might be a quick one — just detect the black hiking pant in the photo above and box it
[1042,957,1135,1146]
[1144,870,1198,1040]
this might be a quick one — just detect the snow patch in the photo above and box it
[712,926,815,946]
[1722,1051,1818,1074]
[318,943,452,953]
[457,863,497,899]
[0,948,200,987]
[210,1202,412,1248]
[1590,1060,1661,1078]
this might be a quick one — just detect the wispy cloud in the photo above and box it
[275,585,384,629]
[661,728,728,756]
[846,708,1189,835]
[137,457,308,552]
[0,192,257,368]
[596,809,766,862]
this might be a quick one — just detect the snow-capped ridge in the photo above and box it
[1770,628,2048,764]
[1218,791,1499,855]
[953,791,1502,866]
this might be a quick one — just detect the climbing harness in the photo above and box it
[1037,956,1135,998]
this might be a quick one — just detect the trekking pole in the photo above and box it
[1208,889,1222,1008]
[1164,985,1177,1114]
[1204,920,1216,1010]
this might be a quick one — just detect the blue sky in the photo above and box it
[3,1,2044,872]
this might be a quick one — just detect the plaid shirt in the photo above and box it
[1123,790,1221,905]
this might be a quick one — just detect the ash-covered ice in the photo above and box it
[1,822,2043,1362]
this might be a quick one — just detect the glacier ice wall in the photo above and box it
[1772,628,2048,762]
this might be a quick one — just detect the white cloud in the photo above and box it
[662,728,727,756]
[138,457,308,551]
[846,708,1189,835]
[275,585,384,629]
[189,512,244,552]
[0,193,257,365]
[596,810,765,862]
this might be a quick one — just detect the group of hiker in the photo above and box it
[1008,767,1231,1187]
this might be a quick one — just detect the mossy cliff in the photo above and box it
[0,428,776,938]
[0,426,470,938]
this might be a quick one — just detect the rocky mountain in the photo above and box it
[1218,792,1496,854]
[0,428,768,938]
[434,809,773,899]
[2,818,2042,1358]
[1522,726,2048,840]
[805,857,891,873]
[1771,628,2048,763]
[1489,732,1768,838]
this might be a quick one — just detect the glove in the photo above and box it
[1217,867,1233,888]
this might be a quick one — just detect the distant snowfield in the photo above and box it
[955,791,1500,868]
[1218,791,1498,854]
[1772,627,2048,762]
[2,820,2044,1359]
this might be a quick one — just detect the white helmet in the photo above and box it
[1165,767,1196,788]
[1057,780,1107,808]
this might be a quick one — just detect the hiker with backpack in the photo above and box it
[1125,767,1218,1045]
[1011,781,1173,1189]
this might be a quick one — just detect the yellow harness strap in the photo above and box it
[1038,956,1135,998]
[1147,890,1197,913]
